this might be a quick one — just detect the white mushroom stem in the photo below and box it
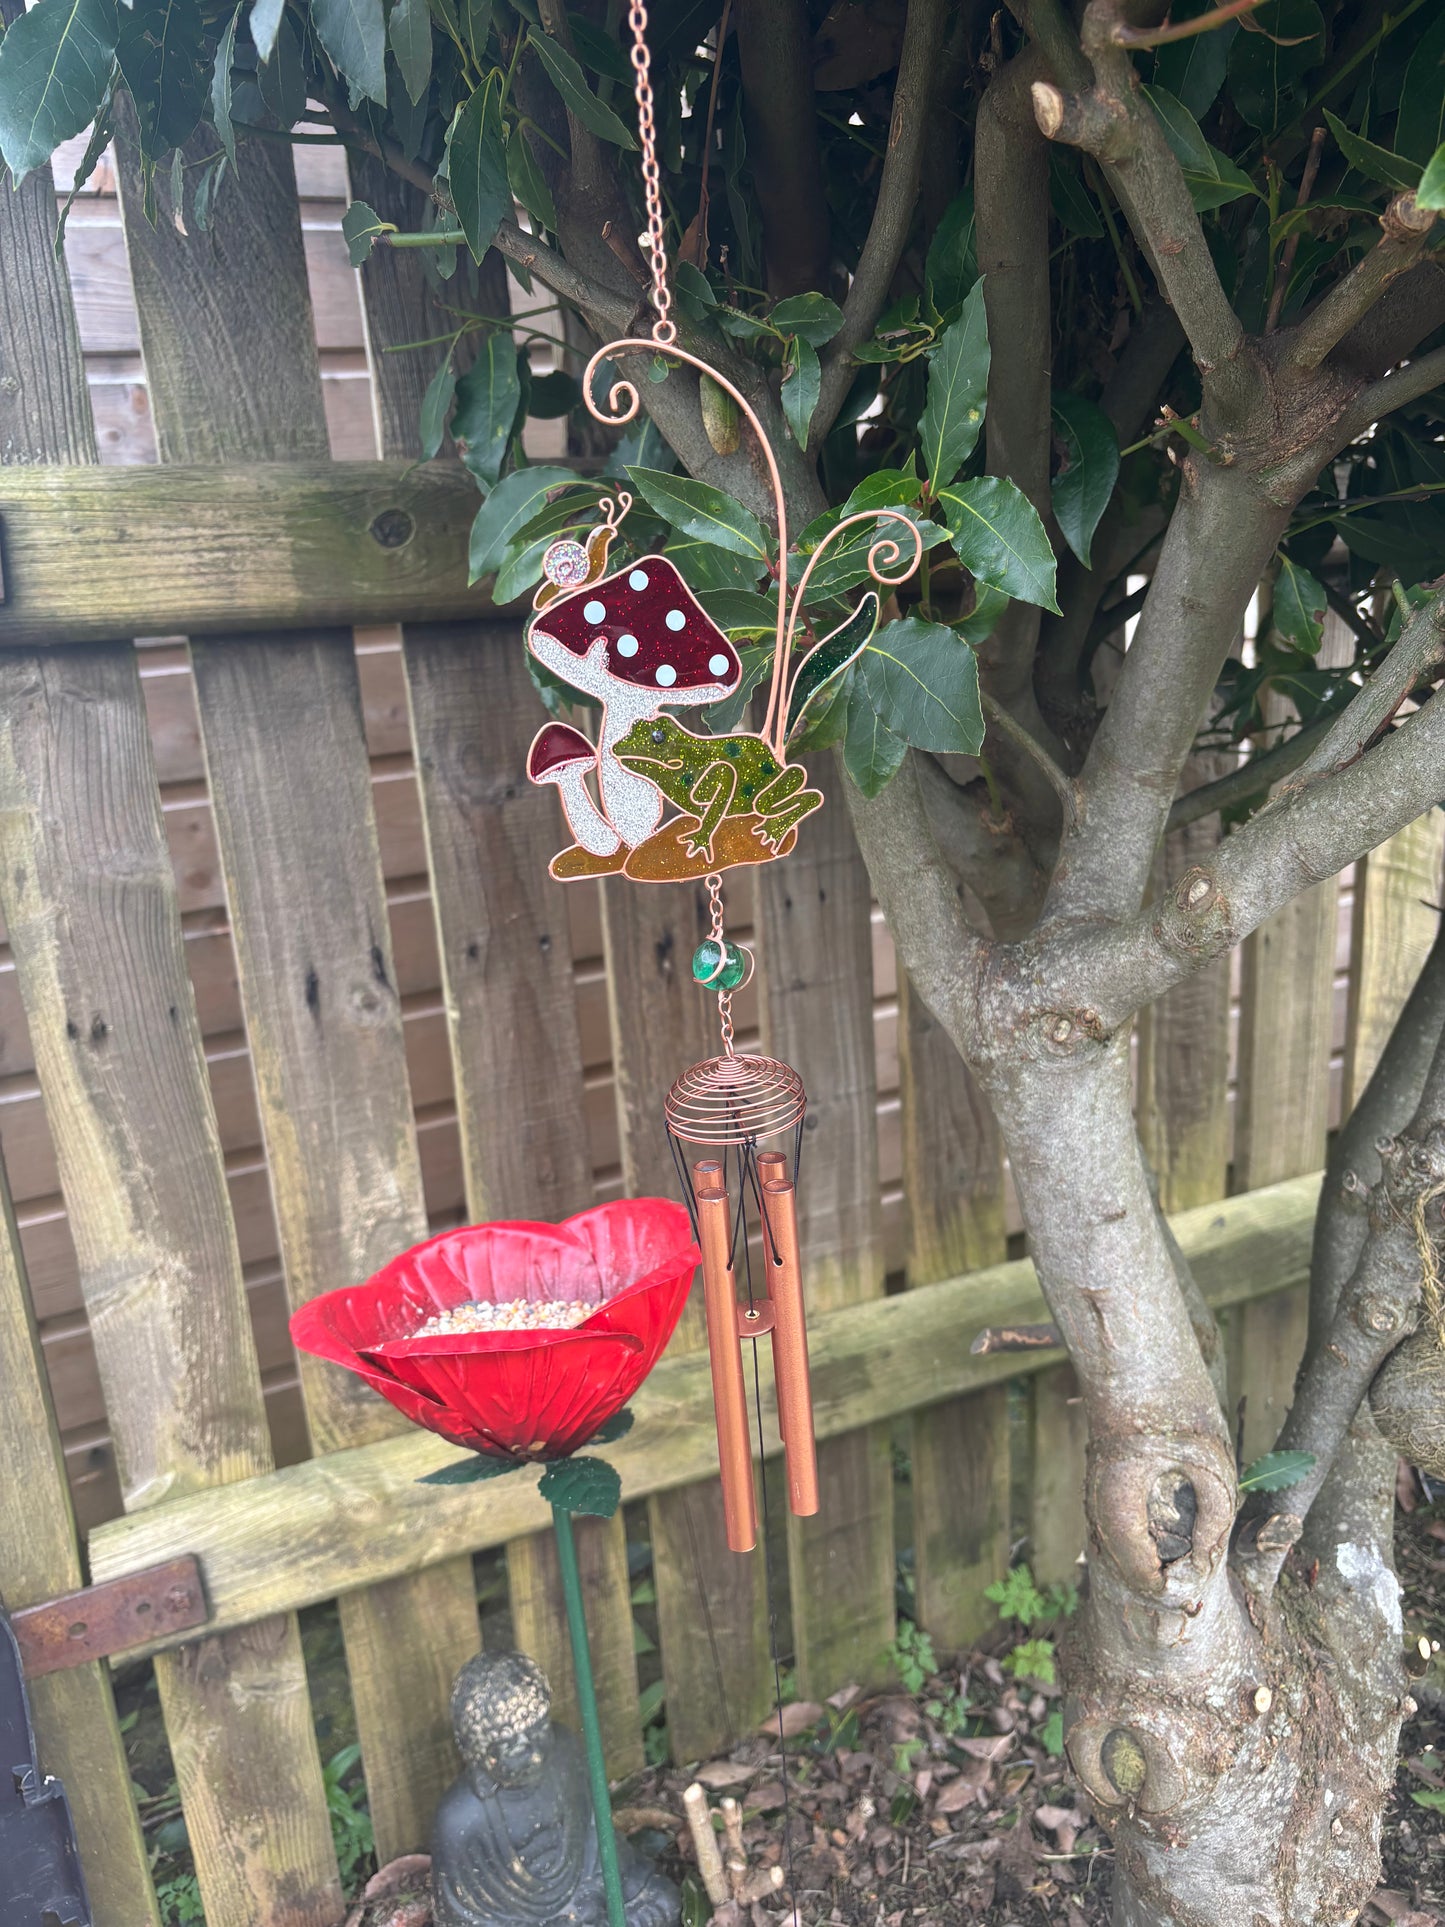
[550,764,620,856]
[682,1784,730,1908]
[528,634,665,846]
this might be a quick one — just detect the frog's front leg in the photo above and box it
[686,760,739,862]
[753,763,823,852]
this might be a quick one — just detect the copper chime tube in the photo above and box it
[759,1173,819,1517]
[692,1160,757,1552]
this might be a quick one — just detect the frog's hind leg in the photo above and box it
[684,760,738,863]
[753,765,823,852]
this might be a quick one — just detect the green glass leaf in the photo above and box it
[627,465,771,564]
[587,1408,635,1446]
[389,0,432,105]
[418,353,457,461]
[529,28,636,148]
[258,8,307,127]
[790,669,851,752]
[538,1453,622,1518]
[210,8,239,168]
[1322,109,1421,193]
[312,0,387,107]
[419,1452,526,1485]
[466,464,578,582]
[506,123,557,231]
[787,592,879,742]
[782,334,820,451]
[1398,11,1445,168]
[938,476,1060,613]
[1143,86,1258,211]
[1051,392,1119,569]
[1271,554,1326,655]
[918,283,988,489]
[1226,0,1324,134]
[1417,142,1445,212]
[1237,1449,1315,1493]
[769,292,844,346]
[449,73,512,262]
[341,200,396,267]
[0,0,119,184]
[924,185,976,317]
[248,0,284,61]
[844,686,907,798]
[861,616,985,755]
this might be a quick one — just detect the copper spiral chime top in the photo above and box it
[664,1053,806,1147]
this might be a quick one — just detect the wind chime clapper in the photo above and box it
[664,1042,818,1554]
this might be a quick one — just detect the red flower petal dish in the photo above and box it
[289,1200,698,1461]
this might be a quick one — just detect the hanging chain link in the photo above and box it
[705,871,735,1055]
[626,3,676,347]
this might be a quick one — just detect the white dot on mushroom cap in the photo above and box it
[709,654,730,676]
[665,609,686,631]
[616,634,639,657]
[656,665,677,686]
[629,569,650,591]
[583,599,606,624]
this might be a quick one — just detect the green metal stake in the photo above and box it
[552,1502,628,1927]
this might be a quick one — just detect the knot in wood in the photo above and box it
[1354,1292,1399,1337]
[369,507,416,549]
[1152,868,1230,960]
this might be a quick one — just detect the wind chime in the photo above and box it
[523,4,923,1554]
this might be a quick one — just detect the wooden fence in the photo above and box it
[1,124,1442,1927]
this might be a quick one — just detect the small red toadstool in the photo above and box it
[526,722,618,857]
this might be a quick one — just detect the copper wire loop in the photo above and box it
[665,1054,807,1146]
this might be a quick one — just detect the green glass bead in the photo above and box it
[691,938,748,990]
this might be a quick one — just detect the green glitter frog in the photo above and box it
[614,714,823,865]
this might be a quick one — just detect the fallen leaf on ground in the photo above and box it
[760,1700,824,1738]
[694,1758,756,1787]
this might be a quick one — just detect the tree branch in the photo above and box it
[813,0,949,442]
[914,753,1051,938]
[735,0,830,298]
[981,691,1079,827]
[1163,714,1331,832]
[1337,339,1445,446]
[1282,192,1440,374]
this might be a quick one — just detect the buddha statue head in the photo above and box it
[450,1651,554,1792]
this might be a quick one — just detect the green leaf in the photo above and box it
[341,199,396,267]
[604,415,676,479]
[466,463,578,581]
[493,531,556,604]
[312,0,387,106]
[116,0,210,154]
[788,593,879,741]
[449,73,511,262]
[637,1676,666,1724]
[769,292,844,346]
[529,28,636,148]
[54,91,116,251]
[1049,150,1103,236]
[418,353,457,461]
[664,538,766,593]
[1153,5,1235,117]
[506,123,556,231]
[1144,86,1258,210]
[844,683,907,797]
[389,0,432,105]
[538,1453,622,1518]
[210,8,239,168]
[938,476,1060,613]
[1051,392,1119,568]
[1419,142,1445,213]
[1323,108,1420,192]
[454,338,522,485]
[1238,1449,1316,1493]
[461,0,492,61]
[1226,0,1323,134]
[782,334,820,451]
[957,579,1010,644]
[696,589,780,637]
[861,616,984,755]
[587,1408,634,1446]
[192,147,227,231]
[1411,1788,1445,1813]
[258,7,306,125]
[1270,555,1326,654]
[568,14,628,82]
[627,466,771,564]
[0,0,119,184]
[526,368,578,418]
[419,1452,526,1485]
[1398,10,1445,168]
[702,642,772,731]
[918,282,988,489]
[924,185,976,316]
[248,0,284,61]
[795,509,947,606]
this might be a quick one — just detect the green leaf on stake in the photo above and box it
[341,200,397,267]
[627,465,772,565]
[861,616,985,755]
[1051,392,1120,568]
[449,72,511,263]
[1238,1449,1315,1493]
[311,0,388,107]
[529,28,637,148]
[587,1408,635,1446]
[389,0,432,106]
[844,686,907,797]
[918,283,989,490]
[418,1452,527,1486]
[781,334,820,451]
[539,1454,623,1518]
[0,0,119,184]
[939,476,1060,613]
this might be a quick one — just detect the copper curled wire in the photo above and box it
[665,1053,807,1147]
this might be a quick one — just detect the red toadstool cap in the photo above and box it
[531,557,741,695]
[527,721,595,781]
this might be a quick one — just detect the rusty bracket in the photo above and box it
[10,1557,207,1678]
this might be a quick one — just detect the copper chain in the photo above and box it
[626,3,676,347]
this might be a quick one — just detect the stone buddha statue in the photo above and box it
[431,1652,679,1927]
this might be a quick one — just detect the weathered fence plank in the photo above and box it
[119,129,477,1863]
[1345,818,1445,1110]
[898,974,1010,1652]
[87,1174,1322,1648]
[0,1155,158,1927]
[350,160,640,1774]
[759,787,896,1697]
[1,109,340,1927]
